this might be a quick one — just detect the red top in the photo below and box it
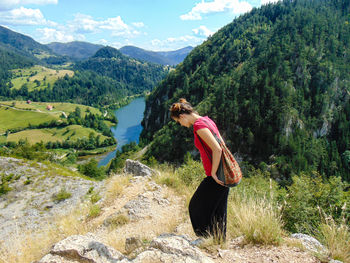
[193,116,221,177]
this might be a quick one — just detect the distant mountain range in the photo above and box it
[46,41,104,61]
[119,45,193,65]
[47,41,193,65]
[0,25,193,66]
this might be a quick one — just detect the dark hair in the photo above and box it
[169,98,196,119]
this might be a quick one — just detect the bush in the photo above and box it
[282,173,349,234]
[88,204,101,218]
[175,153,205,186]
[78,159,106,179]
[52,188,72,203]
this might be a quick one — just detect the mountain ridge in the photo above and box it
[119,45,193,65]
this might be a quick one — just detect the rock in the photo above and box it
[124,159,155,177]
[129,234,214,263]
[329,260,343,263]
[37,234,125,263]
[125,237,142,254]
[291,233,327,254]
[37,234,214,263]
[122,194,151,221]
[147,234,214,262]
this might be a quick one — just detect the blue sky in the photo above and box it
[0,0,277,51]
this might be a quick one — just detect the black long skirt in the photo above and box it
[189,176,230,240]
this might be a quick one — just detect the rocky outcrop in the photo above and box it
[0,157,103,244]
[124,159,156,177]
[291,233,327,255]
[36,233,214,263]
[36,234,125,263]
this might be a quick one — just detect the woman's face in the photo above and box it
[174,114,190,128]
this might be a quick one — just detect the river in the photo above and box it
[98,97,145,167]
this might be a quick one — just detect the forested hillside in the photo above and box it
[141,0,350,182]
[0,42,169,106]
[75,46,169,95]
[47,41,104,60]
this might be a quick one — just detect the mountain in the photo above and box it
[119,45,193,65]
[0,25,55,61]
[75,46,169,95]
[157,46,194,65]
[141,0,350,182]
[47,41,104,60]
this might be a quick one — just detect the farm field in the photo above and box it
[0,106,57,133]
[10,65,74,91]
[0,101,101,116]
[6,125,108,144]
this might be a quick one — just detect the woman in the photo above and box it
[170,98,229,241]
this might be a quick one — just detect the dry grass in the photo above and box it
[319,217,350,263]
[104,175,131,205]
[227,195,284,246]
[0,205,96,263]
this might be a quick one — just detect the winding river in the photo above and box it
[98,97,145,166]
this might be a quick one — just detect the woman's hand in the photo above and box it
[211,172,225,186]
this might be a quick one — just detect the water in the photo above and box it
[98,97,145,166]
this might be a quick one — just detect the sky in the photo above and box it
[0,0,278,51]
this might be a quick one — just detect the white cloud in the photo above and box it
[192,25,214,37]
[98,39,108,45]
[36,27,80,43]
[0,0,57,10]
[180,0,252,20]
[150,35,203,51]
[69,14,140,38]
[132,22,144,28]
[0,7,56,26]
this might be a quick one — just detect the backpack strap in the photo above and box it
[195,118,223,163]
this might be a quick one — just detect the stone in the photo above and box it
[37,234,125,263]
[291,233,327,254]
[124,159,155,177]
[148,233,214,262]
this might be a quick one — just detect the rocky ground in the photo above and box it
[0,157,338,263]
[0,157,103,243]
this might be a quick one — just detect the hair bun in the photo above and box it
[172,103,181,111]
[179,98,188,104]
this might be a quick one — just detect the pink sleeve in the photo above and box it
[193,119,208,132]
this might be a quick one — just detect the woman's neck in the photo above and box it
[188,113,202,126]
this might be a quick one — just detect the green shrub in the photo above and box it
[282,173,349,234]
[90,191,101,204]
[175,153,205,186]
[78,159,106,179]
[88,204,101,218]
[52,188,72,203]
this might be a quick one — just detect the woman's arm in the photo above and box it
[196,128,224,186]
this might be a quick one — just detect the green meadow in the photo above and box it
[0,101,104,145]
[10,65,74,91]
[6,125,108,144]
[0,106,57,133]
[0,101,101,117]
